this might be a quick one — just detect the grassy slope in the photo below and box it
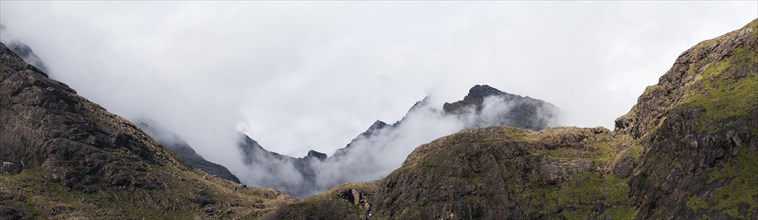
[1,164,295,219]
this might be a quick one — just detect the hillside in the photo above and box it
[264,19,757,219]
[0,43,294,219]
[136,120,242,183]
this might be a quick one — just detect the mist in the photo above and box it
[236,92,559,197]
[0,1,755,193]
[315,95,556,186]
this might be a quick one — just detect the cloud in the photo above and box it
[0,1,755,186]
[237,92,559,197]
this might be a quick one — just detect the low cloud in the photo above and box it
[237,93,559,197]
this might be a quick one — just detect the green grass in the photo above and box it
[513,171,634,218]
[687,146,758,218]
[710,147,758,217]
[629,145,643,160]
[605,207,636,220]
[678,46,758,132]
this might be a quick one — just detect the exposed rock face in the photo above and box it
[0,43,294,218]
[305,150,327,161]
[266,19,757,219]
[136,120,241,183]
[0,42,176,191]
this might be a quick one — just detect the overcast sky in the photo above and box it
[1,1,755,174]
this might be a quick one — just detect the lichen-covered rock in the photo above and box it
[262,181,378,220]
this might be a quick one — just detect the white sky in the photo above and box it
[1,1,755,173]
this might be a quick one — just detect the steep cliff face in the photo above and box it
[0,43,293,219]
[620,20,758,219]
[266,19,757,219]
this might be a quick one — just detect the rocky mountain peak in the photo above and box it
[443,84,521,114]
[466,84,507,99]
[367,120,388,132]
[304,150,327,161]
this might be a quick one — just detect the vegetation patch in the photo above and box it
[678,46,758,132]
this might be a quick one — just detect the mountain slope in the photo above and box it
[620,19,758,219]
[264,19,757,219]
[136,120,242,183]
[0,43,293,219]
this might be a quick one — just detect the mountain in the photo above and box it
[0,43,294,219]
[335,85,557,157]
[443,84,557,131]
[237,85,559,198]
[238,135,326,197]
[4,41,48,74]
[263,19,758,219]
[135,120,241,183]
[0,25,49,74]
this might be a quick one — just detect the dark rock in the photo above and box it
[194,191,216,207]
[304,150,326,161]
[0,161,21,174]
[0,205,22,220]
[611,150,634,178]
[442,84,558,131]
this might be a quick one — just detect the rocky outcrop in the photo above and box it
[136,120,241,183]
[443,85,558,131]
[0,42,294,219]
[262,181,378,220]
